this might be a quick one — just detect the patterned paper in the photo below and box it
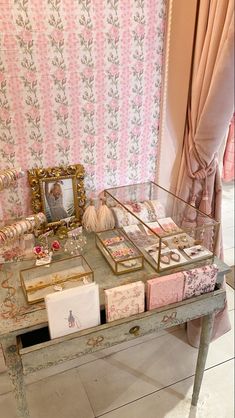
[183,264,218,300]
[146,272,185,310]
[0,0,166,219]
[105,281,145,322]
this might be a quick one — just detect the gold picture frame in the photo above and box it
[28,164,86,229]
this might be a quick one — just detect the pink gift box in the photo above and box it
[105,281,145,322]
[183,264,218,300]
[146,272,185,310]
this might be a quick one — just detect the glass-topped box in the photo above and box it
[95,229,144,274]
[20,255,94,304]
[104,182,219,273]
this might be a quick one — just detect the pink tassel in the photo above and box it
[97,197,115,231]
[199,189,211,215]
[197,174,211,215]
[181,194,197,228]
[82,199,98,232]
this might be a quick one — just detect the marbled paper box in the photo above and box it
[146,272,185,310]
[183,264,218,300]
[105,281,145,322]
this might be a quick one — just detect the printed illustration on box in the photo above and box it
[105,281,145,322]
[45,283,100,339]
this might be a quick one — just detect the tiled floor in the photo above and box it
[0,182,234,418]
[0,283,234,418]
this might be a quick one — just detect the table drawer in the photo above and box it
[19,289,226,374]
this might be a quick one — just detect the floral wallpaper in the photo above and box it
[0,0,166,219]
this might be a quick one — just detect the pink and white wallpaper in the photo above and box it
[0,0,166,218]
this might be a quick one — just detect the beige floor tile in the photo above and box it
[78,329,197,415]
[0,347,7,373]
[221,211,234,230]
[0,368,95,418]
[206,310,234,368]
[0,392,18,418]
[99,359,234,418]
[224,248,235,266]
[78,311,234,416]
[0,371,12,396]
[226,284,234,311]
[222,227,234,250]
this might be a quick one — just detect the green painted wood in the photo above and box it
[0,232,229,417]
[20,289,225,374]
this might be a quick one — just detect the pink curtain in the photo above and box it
[176,0,234,347]
[222,113,235,182]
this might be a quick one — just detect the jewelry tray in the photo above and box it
[104,182,218,273]
[95,229,144,275]
[20,255,94,304]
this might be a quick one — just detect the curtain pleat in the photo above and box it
[175,0,234,347]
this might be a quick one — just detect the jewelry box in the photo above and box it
[20,255,94,304]
[104,182,219,273]
[95,229,144,274]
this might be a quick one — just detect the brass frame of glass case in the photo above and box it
[104,182,219,273]
[95,229,144,275]
[20,255,94,304]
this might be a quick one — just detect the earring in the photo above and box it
[160,254,171,264]
[189,247,203,256]
[178,243,188,250]
[170,251,180,262]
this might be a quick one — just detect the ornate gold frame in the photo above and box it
[28,165,86,229]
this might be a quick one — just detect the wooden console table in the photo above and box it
[0,235,229,418]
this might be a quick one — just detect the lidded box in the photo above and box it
[104,182,219,273]
[95,228,144,274]
[20,255,93,304]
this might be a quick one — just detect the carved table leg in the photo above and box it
[191,313,214,406]
[1,336,30,418]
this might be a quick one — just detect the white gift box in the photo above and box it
[45,283,100,339]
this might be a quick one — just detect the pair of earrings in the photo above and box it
[173,235,189,250]
[82,197,115,233]
[160,250,181,265]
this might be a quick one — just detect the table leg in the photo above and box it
[191,313,214,406]
[1,337,30,418]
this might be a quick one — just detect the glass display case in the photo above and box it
[20,255,93,304]
[95,229,144,274]
[104,182,219,273]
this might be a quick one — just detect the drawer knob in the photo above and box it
[129,326,140,336]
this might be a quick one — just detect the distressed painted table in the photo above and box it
[0,234,229,418]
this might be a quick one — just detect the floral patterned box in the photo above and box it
[95,229,144,275]
[20,255,93,304]
[104,281,145,322]
[183,264,219,299]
